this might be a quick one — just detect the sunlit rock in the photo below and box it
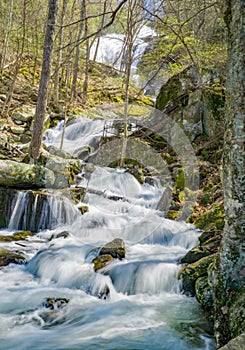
[0,248,27,267]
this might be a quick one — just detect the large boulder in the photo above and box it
[181,246,212,264]
[0,160,55,188]
[219,334,245,350]
[155,66,225,139]
[179,253,217,295]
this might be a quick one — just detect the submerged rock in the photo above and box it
[42,297,70,310]
[0,249,27,267]
[49,231,70,241]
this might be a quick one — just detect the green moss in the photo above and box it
[176,169,185,190]
[195,276,214,312]
[194,202,224,230]
[156,76,182,110]
[179,254,217,295]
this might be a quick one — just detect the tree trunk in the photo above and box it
[82,9,89,105]
[29,0,58,161]
[0,0,14,74]
[93,1,107,62]
[71,0,85,100]
[213,0,245,347]
[53,0,68,104]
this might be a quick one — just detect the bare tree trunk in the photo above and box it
[71,0,85,100]
[82,6,89,105]
[53,0,68,104]
[93,1,107,62]
[29,0,58,161]
[0,0,14,74]
[213,0,245,347]
[120,0,138,167]
[2,0,28,115]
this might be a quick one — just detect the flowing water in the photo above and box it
[0,116,215,350]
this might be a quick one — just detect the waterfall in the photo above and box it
[0,117,215,350]
[90,26,155,85]
[7,190,80,232]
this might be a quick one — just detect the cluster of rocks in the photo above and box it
[178,204,224,317]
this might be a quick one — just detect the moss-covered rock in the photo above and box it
[0,249,27,266]
[99,238,126,259]
[229,289,245,339]
[181,246,212,264]
[0,231,34,242]
[219,334,245,350]
[195,276,214,312]
[0,160,55,188]
[93,254,114,272]
[194,202,225,230]
[179,254,217,295]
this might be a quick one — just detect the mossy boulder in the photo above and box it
[229,289,245,339]
[40,153,81,189]
[0,231,34,242]
[194,202,225,230]
[179,253,217,295]
[156,75,182,111]
[219,334,245,350]
[99,238,126,259]
[93,254,114,272]
[92,238,126,272]
[0,249,27,267]
[195,276,214,312]
[0,160,55,188]
[181,246,212,264]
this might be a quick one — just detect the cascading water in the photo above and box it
[90,26,155,85]
[0,116,215,350]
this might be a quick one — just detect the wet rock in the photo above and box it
[60,187,86,205]
[181,246,212,264]
[98,284,110,300]
[0,249,27,267]
[99,238,126,259]
[78,205,89,214]
[179,254,217,295]
[93,254,114,272]
[49,231,70,241]
[219,333,245,350]
[0,231,34,242]
[0,160,55,188]
[42,297,70,310]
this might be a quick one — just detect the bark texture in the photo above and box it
[29,0,58,160]
[213,0,245,347]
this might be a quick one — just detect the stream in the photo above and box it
[0,114,215,350]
